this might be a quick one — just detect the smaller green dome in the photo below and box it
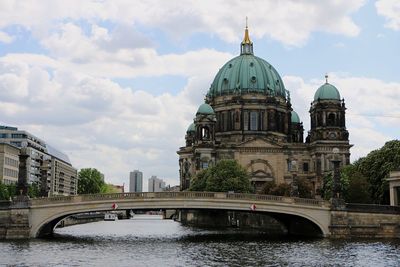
[314,83,341,101]
[291,111,301,123]
[196,103,215,115]
[187,123,195,133]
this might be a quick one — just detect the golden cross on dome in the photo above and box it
[242,17,251,44]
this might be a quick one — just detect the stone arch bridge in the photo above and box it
[28,192,332,238]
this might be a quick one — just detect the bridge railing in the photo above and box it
[346,203,400,214]
[29,192,328,207]
[0,200,11,210]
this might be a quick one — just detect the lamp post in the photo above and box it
[331,147,345,208]
[331,148,341,199]
[290,160,299,197]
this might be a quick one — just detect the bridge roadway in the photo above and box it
[29,192,332,238]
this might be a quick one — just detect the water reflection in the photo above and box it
[1,215,399,266]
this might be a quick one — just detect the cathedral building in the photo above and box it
[178,25,352,195]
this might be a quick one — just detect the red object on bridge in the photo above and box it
[112,203,118,210]
[250,204,256,211]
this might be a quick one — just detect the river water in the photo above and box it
[1,215,400,266]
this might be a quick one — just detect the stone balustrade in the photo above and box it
[29,192,327,207]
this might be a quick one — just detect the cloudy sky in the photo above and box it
[0,0,399,190]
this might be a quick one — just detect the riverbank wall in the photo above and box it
[330,204,400,238]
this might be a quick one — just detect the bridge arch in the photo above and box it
[29,192,331,238]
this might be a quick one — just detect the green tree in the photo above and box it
[297,177,313,198]
[189,160,252,193]
[101,184,120,193]
[320,172,349,201]
[341,164,371,203]
[27,182,40,198]
[356,140,400,204]
[189,169,208,191]
[270,183,291,196]
[78,168,105,194]
[260,178,311,198]
[0,182,17,200]
[260,181,276,195]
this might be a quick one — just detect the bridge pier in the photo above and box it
[0,197,30,239]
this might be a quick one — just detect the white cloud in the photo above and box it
[0,55,207,186]
[0,31,14,43]
[376,0,400,30]
[0,0,365,47]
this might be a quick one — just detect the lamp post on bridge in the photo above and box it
[290,160,299,197]
[331,148,345,209]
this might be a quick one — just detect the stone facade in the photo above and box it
[178,27,352,194]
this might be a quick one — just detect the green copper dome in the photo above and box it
[187,123,195,133]
[196,103,215,115]
[207,27,286,98]
[291,111,301,123]
[208,55,286,98]
[314,83,341,101]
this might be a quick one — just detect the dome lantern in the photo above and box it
[241,17,253,55]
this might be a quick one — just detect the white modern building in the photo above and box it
[0,125,77,196]
[129,170,143,192]
[148,175,166,192]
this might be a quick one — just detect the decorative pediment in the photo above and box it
[236,137,283,149]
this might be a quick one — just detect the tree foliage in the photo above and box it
[28,182,40,198]
[341,164,372,204]
[320,172,349,201]
[318,140,400,205]
[297,177,313,199]
[78,168,106,194]
[101,183,120,193]
[0,181,41,200]
[0,181,16,200]
[356,140,400,204]
[260,178,312,198]
[189,160,252,193]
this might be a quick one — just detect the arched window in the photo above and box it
[201,127,210,139]
[327,113,336,126]
[250,111,258,130]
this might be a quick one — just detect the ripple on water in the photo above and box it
[1,216,400,266]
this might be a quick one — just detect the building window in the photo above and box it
[243,111,249,130]
[201,162,208,169]
[250,111,258,130]
[303,162,309,172]
[201,127,210,139]
[327,113,336,126]
[235,111,240,123]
